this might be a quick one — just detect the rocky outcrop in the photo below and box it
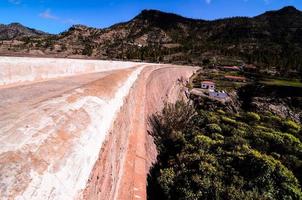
[251,97,302,123]
[0,57,195,199]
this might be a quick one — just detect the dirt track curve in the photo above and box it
[0,57,196,200]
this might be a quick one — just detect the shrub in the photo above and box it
[232,128,247,137]
[206,123,222,133]
[245,112,261,122]
[245,150,302,199]
[193,135,216,149]
[284,120,300,131]
[82,44,93,56]
[221,116,237,125]
[206,113,219,124]
[148,103,302,200]
[211,133,225,140]
[158,168,175,197]
[255,125,272,132]
[267,115,282,124]
[217,109,226,115]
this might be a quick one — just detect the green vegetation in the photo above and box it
[261,79,302,88]
[148,101,302,200]
[82,44,93,56]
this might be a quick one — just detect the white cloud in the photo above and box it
[39,9,58,20]
[39,9,78,25]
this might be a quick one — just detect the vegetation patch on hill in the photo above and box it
[260,79,302,88]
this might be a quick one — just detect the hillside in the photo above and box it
[0,23,47,40]
[0,6,301,77]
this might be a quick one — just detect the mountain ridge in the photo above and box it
[1,6,301,38]
[0,22,48,40]
[0,6,301,77]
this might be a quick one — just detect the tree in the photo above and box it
[82,44,93,56]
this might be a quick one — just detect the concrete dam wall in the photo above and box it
[0,57,146,87]
[0,57,195,200]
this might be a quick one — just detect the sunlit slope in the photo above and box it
[0,57,195,200]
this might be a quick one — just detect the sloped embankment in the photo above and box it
[0,57,195,200]
[83,66,195,200]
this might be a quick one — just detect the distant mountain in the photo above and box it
[0,23,47,40]
[0,6,301,77]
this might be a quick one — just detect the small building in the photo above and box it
[201,81,215,90]
[224,75,246,82]
[209,90,228,99]
[220,66,241,71]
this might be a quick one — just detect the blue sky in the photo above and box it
[0,0,301,34]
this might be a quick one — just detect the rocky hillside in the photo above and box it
[0,23,47,40]
[0,6,301,76]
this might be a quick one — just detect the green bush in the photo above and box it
[82,44,93,56]
[217,109,226,115]
[284,120,301,131]
[265,115,282,125]
[158,168,175,197]
[193,135,216,149]
[206,123,222,133]
[206,113,220,123]
[245,112,261,122]
[211,132,225,140]
[148,103,302,200]
[221,116,237,125]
